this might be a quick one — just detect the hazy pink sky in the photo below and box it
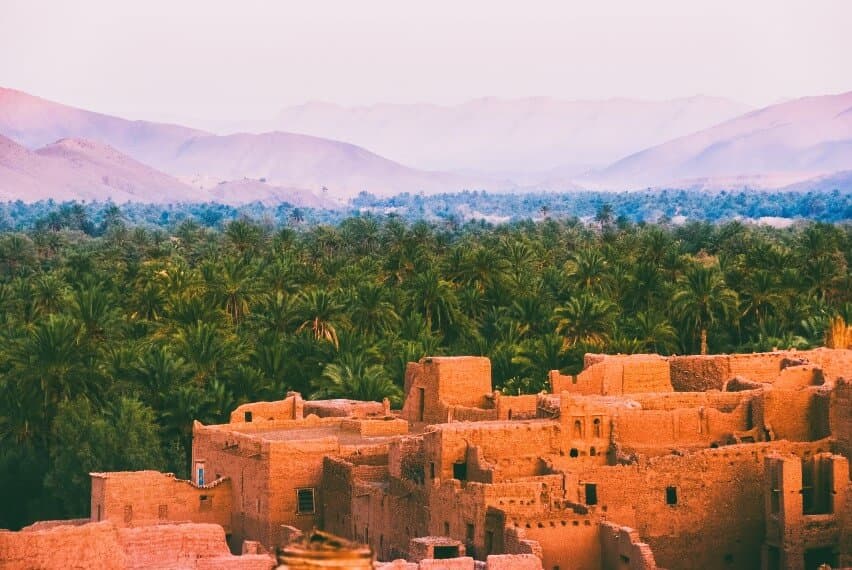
[1,0,850,124]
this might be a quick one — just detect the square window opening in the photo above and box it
[296,488,315,514]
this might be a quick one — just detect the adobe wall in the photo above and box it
[427,475,569,559]
[89,470,231,531]
[265,436,341,544]
[831,379,852,476]
[502,513,601,570]
[230,393,303,423]
[349,479,429,562]
[0,520,126,569]
[564,440,831,570]
[401,357,493,424]
[0,521,274,570]
[557,399,615,462]
[192,421,271,549]
[612,399,753,452]
[422,421,562,483]
[669,348,852,392]
[496,394,540,421]
[763,453,850,570]
[304,399,385,418]
[551,354,673,396]
[599,523,660,570]
[763,385,831,442]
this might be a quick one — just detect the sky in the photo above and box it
[1,0,851,125]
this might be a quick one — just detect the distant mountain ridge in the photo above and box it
[272,96,752,176]
[583,91,852,190]
[0,87,498,199]
[0,134,197,202]
[1,86,851,201]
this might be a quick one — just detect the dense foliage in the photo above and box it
[0,188,849,231]
[0,208,850,529]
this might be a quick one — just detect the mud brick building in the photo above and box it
[1,348,850,570]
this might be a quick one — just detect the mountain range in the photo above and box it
[1,86,851,203]
[271,96,751,176]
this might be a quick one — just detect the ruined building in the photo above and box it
[1,348,850,570]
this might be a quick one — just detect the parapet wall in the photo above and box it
[90,470,231,531]
[230,393,303,423]
[550,354,673,395]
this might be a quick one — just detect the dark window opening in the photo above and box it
[244,411,253,422]
[804,547,837,570]
[443,522,450,535]
[430,462,436,479]
[767,546,781,570]
[770,467,781,514]
[296,488,315,514]
[453,461,468,481]
[590,447,597,456]
[434,546,460,559]
[200,495,212,511]
[466,523,474,541]
[574,420,583,438]
[485,530,493,554]
[585,483,598,506]
[417,388,426,421]
[666,486,678,505]
[593,417,602,438]
[569,448,579,458]
[802,459,833,515]
[96,504,102,521]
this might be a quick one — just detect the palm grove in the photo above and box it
[0,211,849,530]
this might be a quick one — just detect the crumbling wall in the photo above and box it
[669,355,732,391]
[613,401,752,452]
[89,471,231,531]
[599,523,660,570]
[669,348,852,391]
[0,520,126,569]
[0,521,274,570]
[230,393,303,423]
[304,399,385,418]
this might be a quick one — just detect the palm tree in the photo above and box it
[311,362,402,406]
[205,257,263,325]
[672,265,738,354]
[553,294,615,349]
[630,311,678,354]
[348,283,401,337]
[293,289,346,347]
[7,314,96,427]
[408,269,461,335]
[173,321,242,385]
[564,248,610,295]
